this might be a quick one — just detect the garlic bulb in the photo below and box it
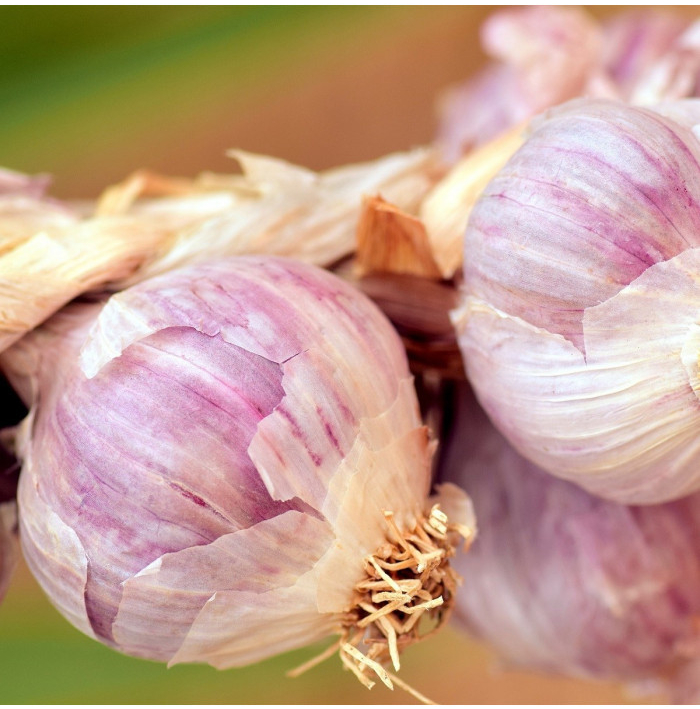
[455,98,700,504]
[439,385,700,695]
[437,7,696,161]
[3,257,473,687]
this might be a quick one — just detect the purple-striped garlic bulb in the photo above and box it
[437,6,696,161]
[2,256,473,690]
[455,97,700,504]
[439,385,700,697]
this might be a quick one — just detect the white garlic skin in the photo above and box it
[456,98,700,504]
[4,256,440,668]
[440,386,700,690]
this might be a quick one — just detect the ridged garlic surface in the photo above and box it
[455,98,700,503]
[3,257,472,678]
[440,386,700,695]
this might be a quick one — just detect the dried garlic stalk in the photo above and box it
[0,148,437,354]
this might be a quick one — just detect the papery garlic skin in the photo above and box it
[3,257,471,669]
[456,98,700,504]
[440,386,700,691]
[0,149,434,356]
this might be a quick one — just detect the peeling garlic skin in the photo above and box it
[3,257,435,667]
[457,98,700,504]
[440,387,700,688]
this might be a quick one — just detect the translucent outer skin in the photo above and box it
[440,386,700,691]
[456,99,700,504]
[4,257,433,668]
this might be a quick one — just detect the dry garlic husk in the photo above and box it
[0,149,435,355]
[455,97,700,504]
[2,257,473,683]
[437,7,697,162]
[439,385,700,696]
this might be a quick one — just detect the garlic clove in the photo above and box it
[481,6,602,109]
[437,6,604,161]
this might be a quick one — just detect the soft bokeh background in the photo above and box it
[0,6,689,703]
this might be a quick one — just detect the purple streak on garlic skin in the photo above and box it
[5,256,432,666]
[465,99,700,353]
[440,386,700,689]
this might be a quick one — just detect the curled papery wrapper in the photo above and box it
[2,257,473,684]
[437,6,697,161]
[439,385,700,698]
[0,148,435,356]
[456,97,700,504]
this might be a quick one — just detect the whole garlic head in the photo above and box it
[3,257,473,686]
[439,385,700,692]
[455,98,700,504]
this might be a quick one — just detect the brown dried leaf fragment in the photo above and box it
[355,196,442,279]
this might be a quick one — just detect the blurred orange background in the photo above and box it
[0,5,692,703]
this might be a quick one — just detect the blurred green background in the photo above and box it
[0,5,685,703]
